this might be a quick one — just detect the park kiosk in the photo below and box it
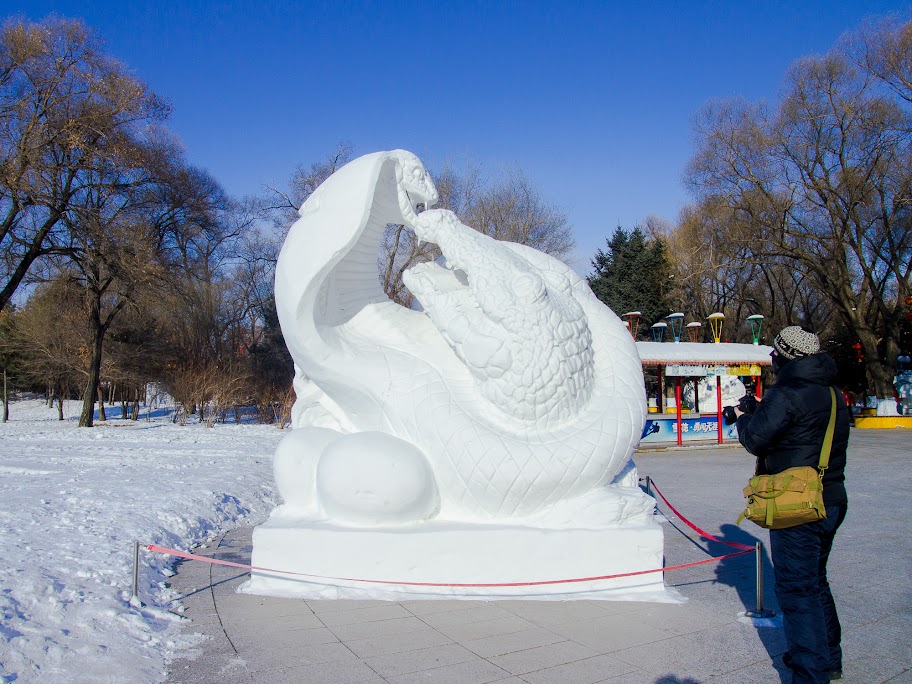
[635,313,773,447]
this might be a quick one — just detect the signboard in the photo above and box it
[728,364,762,376]
[640,417,739,443]
[664,364,728,377]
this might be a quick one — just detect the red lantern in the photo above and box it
[905,295,912,306]
[907,311,912,321]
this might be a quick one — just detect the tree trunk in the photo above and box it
[79,303,105,428]
[2,368,8,422]
[857,326,900,415]
[869,363,900,416]
[56,394,64,421]
[96,385,107,422]
[0,211,64,315]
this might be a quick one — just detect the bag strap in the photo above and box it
[817,387,838,475]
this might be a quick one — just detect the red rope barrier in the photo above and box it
[146,544,752,588]
[144,477,753,588]
[648,480,754,551]
[146,480,756,588]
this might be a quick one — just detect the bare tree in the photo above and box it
[667,198,836,343]
[687,24,912,411]
[0,17,169,314]
[8,279,86,418]
[150,173,255,419]
[58,136,179,427]
[463,166,575,262]
[266,141,354,235]
[850,15,912,105]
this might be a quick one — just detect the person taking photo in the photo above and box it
[734,326,851,684]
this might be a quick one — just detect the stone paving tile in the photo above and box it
[498,600,615,626]
[229,625,340,650]
[234,641,358,673]
[345,628,454,658]
[546,613,677,653]
[209,567,248,583]
[715,658,792,684]
[317,603,413,626]
[308,598,393,614]
[609,622,775,680]
[419,604,516,628]
[402,599,497,615]
[598,671,692,684]
[433,615,537,642]
[327,615,436,641]
[838,583,912,628]
[227,608,325,631]
[488,641,600,676]
[841,613,912,683]
[362,643,479,678]
[517,654,635,684]
[461,627,567,659]
[636,601,736,636]
[254,659,387,684]
[883,670,912,683]
[216,594,318,620]
[385,657,514,684]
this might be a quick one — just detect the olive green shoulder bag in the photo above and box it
[738,387,837,530]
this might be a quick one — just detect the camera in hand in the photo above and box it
[722,395,759,426]
[738,394,758,415]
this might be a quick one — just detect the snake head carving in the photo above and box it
[392,150,438,225]
[403,209,593,426]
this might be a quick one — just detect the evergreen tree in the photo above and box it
[588,226,673,335]
[249,300,293,390]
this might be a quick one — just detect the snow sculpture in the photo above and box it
[682,375,746,412]
[245,151,669,601]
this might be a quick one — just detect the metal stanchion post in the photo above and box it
[746,541,775,618]
[131,541,144,607]
[644,476,658,515]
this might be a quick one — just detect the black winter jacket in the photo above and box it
[736,353,849,506]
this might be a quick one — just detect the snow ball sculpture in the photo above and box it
[246,151,668,601]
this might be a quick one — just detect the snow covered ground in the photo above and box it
[0,399,284,683]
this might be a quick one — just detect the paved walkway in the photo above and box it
[165,430,912,683]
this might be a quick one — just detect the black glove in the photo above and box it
[722,405,738,425]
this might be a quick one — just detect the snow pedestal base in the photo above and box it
[242,516,674,602]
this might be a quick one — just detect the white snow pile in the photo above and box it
[0,399,283,683]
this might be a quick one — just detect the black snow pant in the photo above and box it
[769,504,847,684]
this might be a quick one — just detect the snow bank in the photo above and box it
[0,400,282,683]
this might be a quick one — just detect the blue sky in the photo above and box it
[9,1,911,271]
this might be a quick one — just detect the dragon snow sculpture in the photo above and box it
[273,150,647,524]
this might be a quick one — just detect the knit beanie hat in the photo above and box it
[773,326,820,360]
